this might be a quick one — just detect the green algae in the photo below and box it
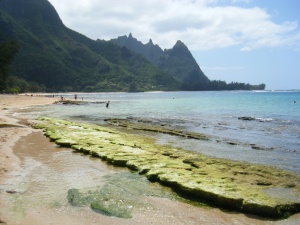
[91,201,132,219]
[67,172,178,218]
[33,117,300,219]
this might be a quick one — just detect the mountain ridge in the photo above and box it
[110,34,210,88]
[0,0,179,92]
[0,0,265,92]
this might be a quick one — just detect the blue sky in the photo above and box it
[48,0,300,90]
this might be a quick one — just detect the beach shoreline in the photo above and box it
[1,94,300,224]
[0,94,57,181]
[0,94,57,224]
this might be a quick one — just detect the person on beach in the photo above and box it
[106,101,110,108]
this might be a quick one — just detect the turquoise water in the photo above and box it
[27,91,300,173]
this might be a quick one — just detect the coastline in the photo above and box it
[34,117,300,219]
[0,94,57,224]
[1,94,300,224]
[0,94,57,181]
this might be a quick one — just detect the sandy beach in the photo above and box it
[0,94,57,180]
[0,94,300,225]
[0,94,56,224]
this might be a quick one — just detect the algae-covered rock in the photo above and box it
[33,117,300,219]
[68,188,133,219]
[66,172,177,218]
[90,201,132,218]
[67,189,92,206]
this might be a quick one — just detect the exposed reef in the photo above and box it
[54,100,106,105]
[32,117,300,219]
[104,118,211,140]
[104,118,274,151]
[238,116,272,122]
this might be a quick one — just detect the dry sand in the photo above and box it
[0,94,56,112]
[0,94,299,225]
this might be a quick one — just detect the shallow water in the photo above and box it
[1,131,300,224]
[16,91,300,174]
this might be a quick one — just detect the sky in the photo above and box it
[47,0,300,90]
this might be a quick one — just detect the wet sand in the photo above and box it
[0,94,57,181]
[0,94,57,224]
[0,94,300,224]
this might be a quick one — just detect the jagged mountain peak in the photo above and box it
[174,40,186,47]
[167,40,193,59]
[111,34,163,64]
[148,39,154,45]
[110,34,209,85]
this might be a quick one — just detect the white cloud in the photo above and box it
[48,0,300,51]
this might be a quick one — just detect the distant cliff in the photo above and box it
[111,34,210,90]
[111,34,265,91]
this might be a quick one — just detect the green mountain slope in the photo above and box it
[0,0,179,92]
[111,34,210,89]
[159,40,209,84]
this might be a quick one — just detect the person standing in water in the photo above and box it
[106,101,110,108]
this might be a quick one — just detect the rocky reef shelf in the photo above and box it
[32,117,300,219]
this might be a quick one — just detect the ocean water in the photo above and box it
[24,91,300,174]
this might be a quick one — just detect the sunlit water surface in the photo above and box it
[18,91,300,174]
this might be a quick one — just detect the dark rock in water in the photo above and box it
[6,190,17,194]
[238,117,272,123]
[226,141,238,146]
[251,146,274,151]
[238,117,256,121]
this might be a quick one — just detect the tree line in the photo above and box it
[0,38,45,93]
[182,80,265,91]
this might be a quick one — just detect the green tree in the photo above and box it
[0,39,20,91]
[129,82,137,92]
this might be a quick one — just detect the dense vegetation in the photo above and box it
[182,80,266,91]
[0,0,265,93]
[0,37,46,93]
[0,0,178,93]
[0,38,19,91]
